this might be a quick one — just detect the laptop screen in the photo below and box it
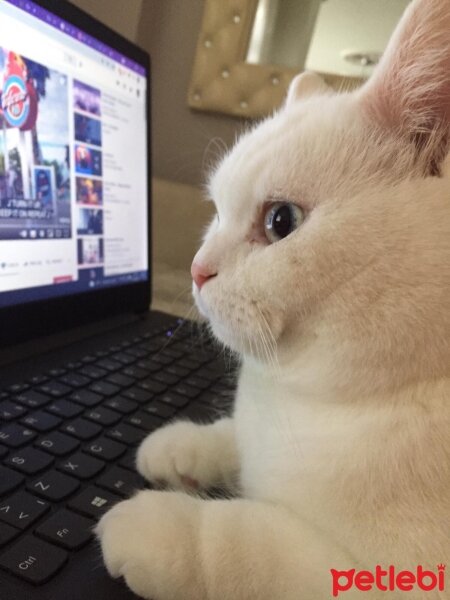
[0,0,149,309]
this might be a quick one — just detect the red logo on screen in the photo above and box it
[2,74,29,127]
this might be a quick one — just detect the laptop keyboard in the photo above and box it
[0,319,235,586]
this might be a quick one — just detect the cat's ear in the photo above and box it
[285,71,330,108]
[359,0,450,174]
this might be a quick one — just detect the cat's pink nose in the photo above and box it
[191,261,217,290]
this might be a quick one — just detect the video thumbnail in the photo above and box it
[76,177,102,206]
[75,144,102,176]
[77,237,104,266]
[77,208,103,235]
[0,49,72,240]
[73,80,101,117]
[74,113,102,147]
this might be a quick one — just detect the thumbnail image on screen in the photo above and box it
[77,236,104,265]
[74,113,102,147]
[75,144,102,176]
[77,207,103,235]
[76,177,102,206]
[73,79,101,117]
[0,49,72,240]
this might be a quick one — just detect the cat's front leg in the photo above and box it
[96,490,351,600]
[136,417,239,491]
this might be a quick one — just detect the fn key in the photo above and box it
[0,535,67,584]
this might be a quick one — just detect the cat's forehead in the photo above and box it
[208,94,355,219]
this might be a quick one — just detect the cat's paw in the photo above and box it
[136,420,218,490]
[96,490,203,600]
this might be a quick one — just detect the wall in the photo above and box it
[70,0,143,42]
[306,0,410,77]
[71,0,242,187]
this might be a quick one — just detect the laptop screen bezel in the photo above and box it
[0,0,152,346]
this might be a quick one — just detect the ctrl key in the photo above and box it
[0,535,68,584]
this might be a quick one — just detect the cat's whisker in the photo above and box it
[255,306,280,378]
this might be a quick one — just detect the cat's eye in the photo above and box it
[264,202,304,243]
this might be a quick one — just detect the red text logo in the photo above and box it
[331,564,445,597]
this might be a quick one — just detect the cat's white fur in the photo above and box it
[97,1,450,598]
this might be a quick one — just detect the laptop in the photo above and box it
[0,1,234,598]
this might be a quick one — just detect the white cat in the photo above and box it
[96,0,450,598]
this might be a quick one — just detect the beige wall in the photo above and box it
[70,0,143,42]
[71,0,243,187]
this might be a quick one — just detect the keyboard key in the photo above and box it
[97,466,145,498]
[0,535,67,584]
[57,452,105,480]
[28,375,49,386]
[0,492,49,530]
[36,509,92,550]
[106,424,146,446]
[188,369,216,383]
[0,401,27,421]
[35,432,80,456]
[0,522,19,547]
[173,384,201,399]
[96,358,122,373]
[144,401,177,419]
[126,347,148,359]
[166,364,190,378]
[135,359,161,373]
[84,407,121,427]
[7,383,30,394]
[0,424,36,448]
[20,411,62,433]
[161,348,184,359]
[138,379,166,394]
[105,372,134,387]
[122,366,149,380]
[45,400,83,419]
[89,381,120,398]
[78,365,108,380]
[59,373,90,389]
[184,376,211,390]
[68,486,119,519]
[104,396,137,415]
[118,452,137,471]
[122,387,152,404]
[80,355,96,364]
[14,390,49,409]
[152,372,179,386]
[178,358,202,370]
[84,437,126,461]
[38,381,71,398]
[69,389,102,407]
[157,392,190,409]
[111,353,135,366]
[0,467,24,496]
[48,368,66,378]
[126,412,162,432]
[4,448,54,475]
[27,471,80,502]
[0,392,9,401]
[60,418,102,441]
[64,361,82,371]
[151,354,173,366]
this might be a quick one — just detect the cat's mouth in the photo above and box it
[193,282,283,358]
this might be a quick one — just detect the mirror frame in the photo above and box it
[188,0,362,119]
